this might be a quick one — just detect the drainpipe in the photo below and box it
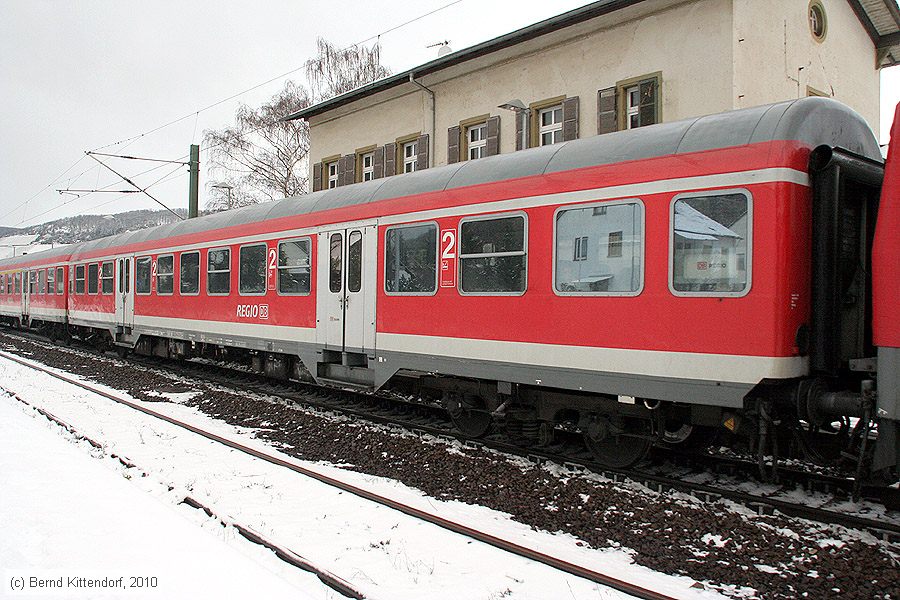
[409,73,435,168]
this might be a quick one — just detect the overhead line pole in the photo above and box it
[188,144,199,219]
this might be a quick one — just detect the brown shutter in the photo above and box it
[486,116,500,156]
[373,146,385,179]
[447,126,460,164]
[416,134,429,170]
[383,142,396,177]
[515,111,527,151]
[562,96,579,141]
[598,87,617,135]
[312,162,323,192]
[340,154,355,186]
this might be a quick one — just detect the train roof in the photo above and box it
[0,96,881,269]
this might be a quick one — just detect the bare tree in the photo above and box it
[203,39,390,211]
[306,37,391,101]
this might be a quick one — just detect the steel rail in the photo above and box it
[0,349,681,600]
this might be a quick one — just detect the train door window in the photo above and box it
[385,223,437,294]
[56,267,64,295]
[75,265,85,294]
[459,214,527,294]
[101,261,114,294]
[329,233,342,293]
[670,190,751,297]
[347,231,363,293]
[239,243,266,295]
[277,239,310,295]
[555,201,644,295]
[135,257,151,294]
[207,248,231,295]
[47,268,55,295]
[87,264,99,294]
[156,255,174,295]
[180,251,200,295]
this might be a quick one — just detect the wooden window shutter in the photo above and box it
[312,162,323,192]
[373,146,385,179]
[562,96,579,141]
[447,126,460,164]
[340,154,355,186]
[486,116,500,156]
[598,87,617,135]
[416,134,429,170]
[383,142,396,177]
[515,111,527,151]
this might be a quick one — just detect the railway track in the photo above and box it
[0,347,681,600]
[2,327,898,547]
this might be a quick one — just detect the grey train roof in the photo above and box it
[0,97,881,268]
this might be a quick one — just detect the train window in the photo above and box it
[15,273,21,294]
[156,255,174,295]
[56,267,64,295]
[239,244,266,295]
[384,223,437,295]
[670,190,751,297]
[75,265,85,294]
[38,270,46,295]
[554,201,644,295]
[27,271,34,295]
[47,268,55,295]
[0,274,5,294]
[329,233,342,293]
[135,257,151,295]
[277,239,310,295]
[347,231,363,293]
[207,248,230,295]
[88,264,99,294]
[101,261,114,294]
[459,214,527,294]
[180,252,200,295]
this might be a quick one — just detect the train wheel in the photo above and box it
[584,418,652,468]
[445,393,492,438]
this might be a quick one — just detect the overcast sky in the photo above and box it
[1,0,898,229]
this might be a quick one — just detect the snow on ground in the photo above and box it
[0,354,726,599]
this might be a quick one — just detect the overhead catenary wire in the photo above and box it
[86,154,184,220]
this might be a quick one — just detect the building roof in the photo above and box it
[284,0,900,122]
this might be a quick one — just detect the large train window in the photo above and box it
[156,255,174,295]
[87,264,99,295]
[239,243,267,295]
[554,201,644,296]
[670,190,751,297]
[180,252,200,295]
[207,248,230,295]
[135,258,151,294]
[38,269,46,295]
[47,268,55,295]
[277,238,311,295]
[75,265,85,294]
[101,261,114,295]
[384,223,437,295]
[56,267,64,295]
[459,213,527,295]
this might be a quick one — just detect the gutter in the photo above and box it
[408,73,435,168]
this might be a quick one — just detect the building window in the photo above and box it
[75,265,85,294]
[180,251,200,295]
[467,123,487,160]
[556,202,643,295]
[239,244,267,295]
[671,191,751,296]
[622,75,659,130]
[459,214,527,294]
[135,257,151,294]
[327,161,339,189]
[277,238,310,295]
[87,264,99,295]
[101,261,114,294]
[385,223,437,294]
[402,140,418,173]
[156,255,174,295]
[538,105,563,146]
[809,1,827,41]
[207,248,230,295]
[361,152,375,182]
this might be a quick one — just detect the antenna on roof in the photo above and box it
[427,40,452,57]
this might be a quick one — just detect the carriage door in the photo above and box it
[317,224,377,353]
[21,271,29,317]
[115,256,134,328]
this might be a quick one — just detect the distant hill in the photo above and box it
[26,209,188,245]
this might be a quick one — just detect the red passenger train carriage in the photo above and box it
[0,97,896,477]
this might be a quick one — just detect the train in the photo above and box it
[1,97,897,480]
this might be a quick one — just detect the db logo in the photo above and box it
[697,261,709,270]
[236,304,269,319]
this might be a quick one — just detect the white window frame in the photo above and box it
[457,211,528,297]
[135,257,152,295]
[573,236,588,261]
[276,237,312,296]
[403,141,418,173]
[206,247,231,296]
[538,105,563,146]
[327,161,339,189]
[87,263,99,295]
[625,86,641,130]
[155,254,175,296]
[552,199,645,297]
[668,188,753,298]
[361,152,375,182]
[467,123,487,160]
[238,242,268,297]
[100,261,114,295]
[383,221,439,297]
[75,265,85,294]
[179,251,201,296]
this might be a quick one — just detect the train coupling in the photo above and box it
[797,378,875,426]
